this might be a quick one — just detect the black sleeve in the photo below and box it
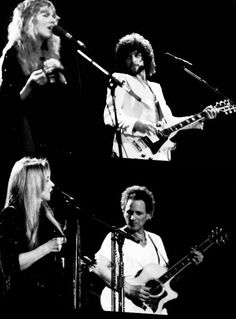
[0,47,32,158]
[0,207,25,296]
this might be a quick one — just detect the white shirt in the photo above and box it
[104,73,203,161]
[95,230,169,315]
[95,230,169,278]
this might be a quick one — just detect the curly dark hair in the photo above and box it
[114,33,156,77]
[120,185,156,217]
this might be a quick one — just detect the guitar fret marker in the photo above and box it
[115,99,235,160]
[100,227,228,314]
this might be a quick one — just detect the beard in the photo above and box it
[129,64,145,76]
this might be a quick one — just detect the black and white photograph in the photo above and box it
[0,1,234,317]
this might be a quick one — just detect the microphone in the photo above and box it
[47,72,56,84]
[53,186,80,207]
[53,25,86,49]
[117,226,140,244]
[59,189,76,202]
[165,52,193,66]
[137,65,145,74]
[46,69,61,84]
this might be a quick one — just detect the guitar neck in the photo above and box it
[162,111,206,136]
[159,237,216,284]
[161,99,235,137]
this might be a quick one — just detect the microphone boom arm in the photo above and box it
[55,187,139,243]
[183,66,231,100]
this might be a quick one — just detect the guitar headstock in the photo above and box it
[208,226,229,247]
[216,99,236,115]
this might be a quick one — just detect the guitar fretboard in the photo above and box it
[162,112,205,136]
[161,99,235,137]
[158,237,217,284]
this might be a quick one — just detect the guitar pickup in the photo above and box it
[132,140,143,152]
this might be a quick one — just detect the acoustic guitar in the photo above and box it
[100,226,228,314]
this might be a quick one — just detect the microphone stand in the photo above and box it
[56,188,139,311]
[75,48,149,158]
[110,230,125,312]
[74,205,82,311]
[108,79,123,158]
[183,66,232,101]
[58,193,82,311]
[75,49,123,158]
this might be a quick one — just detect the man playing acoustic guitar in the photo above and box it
[92,185,203,315]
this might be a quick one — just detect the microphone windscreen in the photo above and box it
[52,25,64,36]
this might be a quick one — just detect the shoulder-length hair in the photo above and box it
[1,0,61,76]
[114,32,156,78]
[4,157,55,248]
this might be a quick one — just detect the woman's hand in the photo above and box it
[43,58,63,74]
[46,237,67,253]
[29,69,48,86]
[19,237,67,270]
[20,69,47,99]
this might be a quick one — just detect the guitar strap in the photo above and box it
[148,234,168,266]
[146,81,164,123]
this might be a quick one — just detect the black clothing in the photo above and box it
[0,45,72,161]
[0,205,66,311]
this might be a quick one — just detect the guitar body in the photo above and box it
[100,227,228,314]
[100,263,178,314]
[112,99,235,160]
[113,132,177,161]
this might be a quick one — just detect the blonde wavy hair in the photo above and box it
[0,0,61,78]
[4,156,64,248]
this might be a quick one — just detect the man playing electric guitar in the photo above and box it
[103,33,218,161]
[92,185,204,315]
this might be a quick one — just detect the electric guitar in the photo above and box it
[100,226,228,314]
[113,99,236,160]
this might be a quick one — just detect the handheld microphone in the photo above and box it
[47,72,56,83]
[165,52,193,66]
[53,25,86,49]
[46,69,60,84]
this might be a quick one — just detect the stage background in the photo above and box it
[0,0,235,317]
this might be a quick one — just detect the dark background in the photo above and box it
[0,0,235,317]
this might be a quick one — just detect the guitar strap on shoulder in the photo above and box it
[148,234,169,266]
[155,101,165,123]
[148,234,160,263]
[146,81,164,123]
